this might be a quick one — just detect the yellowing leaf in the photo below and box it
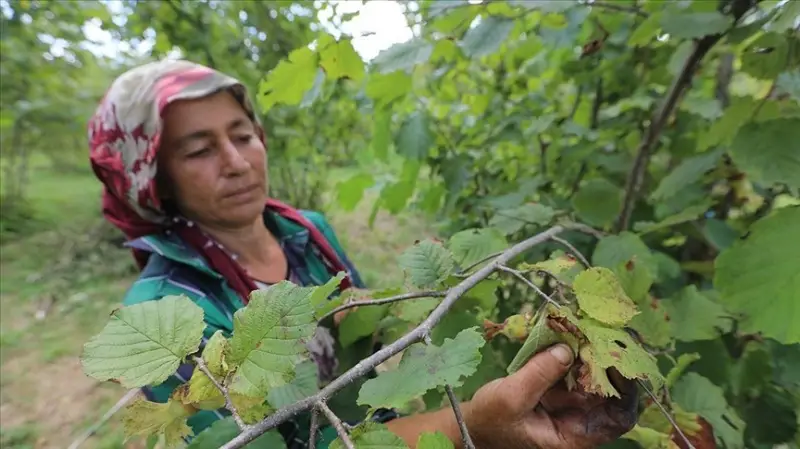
[622,424,680,449]
[628,298,672,348]
[573,267,639,327]
[122,398,193,448]
[507,312,561,374]
[258,47,318,112]
[578,318,664,397]
[357,328,485,409]
[81,295,205,389]
[319,37,364,82]
[228,281,318,397]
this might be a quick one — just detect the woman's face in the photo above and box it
[158,90,268,229]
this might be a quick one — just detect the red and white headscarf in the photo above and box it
[88,59,352,301]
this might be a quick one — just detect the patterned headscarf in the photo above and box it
[88,59,352,301]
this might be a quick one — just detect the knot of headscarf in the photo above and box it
[88,59,352,301]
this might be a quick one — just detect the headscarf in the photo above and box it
[88,59,352,301]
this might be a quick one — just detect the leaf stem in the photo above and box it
[550,235,591,267]
[317,401,355,449]
[192,356,248,431]
[319,291,447,323]
[220,226,565,449]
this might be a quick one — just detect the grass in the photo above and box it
[0,161,434,448]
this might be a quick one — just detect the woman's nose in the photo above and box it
[220,138,249,175]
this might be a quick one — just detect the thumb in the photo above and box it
[502,344,574,412]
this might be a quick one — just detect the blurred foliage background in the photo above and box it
[1,0,799,448]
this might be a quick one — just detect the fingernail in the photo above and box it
[550,344,574,366]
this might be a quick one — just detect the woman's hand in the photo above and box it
[462,343,638,449]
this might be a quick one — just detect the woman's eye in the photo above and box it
[237,134,254,144]
[187,147,210,158]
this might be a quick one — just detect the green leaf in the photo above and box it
[573,267,639,327]
[628,298,672,349]
[372,38,433,73]
[592,232,658,282]
[417,431,454,449]
[186,417,288,449]
[650,149,723,201]
[729,118,800,189]
[715,207,800,344]
[336,173,374,212]
[508,0,574,12]
[371,110,392,160]
[571,179,623,228]
[664,286,733,342]
[366,71,412,108]
[776,70,800,104]
[319,38,365,82]
[339,302,389,348]
[633,202,712,235]
[357,328,485,409]
[770,0,800,32]
[621,424,676,449]
[741,33,795,80]
[673,372,745,449]
[258,47,318,112]
[489,203,557,235]
[447,227,507,268]
[611,259,654,304]
[660,11,733,39]
[81,295,205,389]
[395,111,433,160]
[398,239,455,289]
[461,16,515,58]
[267,360,318,409]
[628,12,662,46]
[330,421,408,449]
[742,384,799,445]
[228,281,317,397]
[122,398,193,448]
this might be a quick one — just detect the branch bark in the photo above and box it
[318,401,355,449]
[220,225,565,449]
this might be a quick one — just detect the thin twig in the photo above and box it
[550,236,591,267]
[67,389,141,449]
[193,356,248,430]
[309,408,320,449]
[638,380,696,449]
[318,402,355,449]
[220,226,565,449]
[320,291,446,322]
[498,265,560,308]
[615,37,720,232]
[460,251,504,274]
[445,385,476,449]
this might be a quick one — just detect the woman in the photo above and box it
[89,59,637,449]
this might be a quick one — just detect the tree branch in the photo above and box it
[220,225,565,449]
[445,385,476,449]
[308,408,320,449]
[638,380,696,449]
[192,356,248,430]
[583,0,648,17]
[614,36,720,232]
[320,291,446,323]
[318,401,355,449]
